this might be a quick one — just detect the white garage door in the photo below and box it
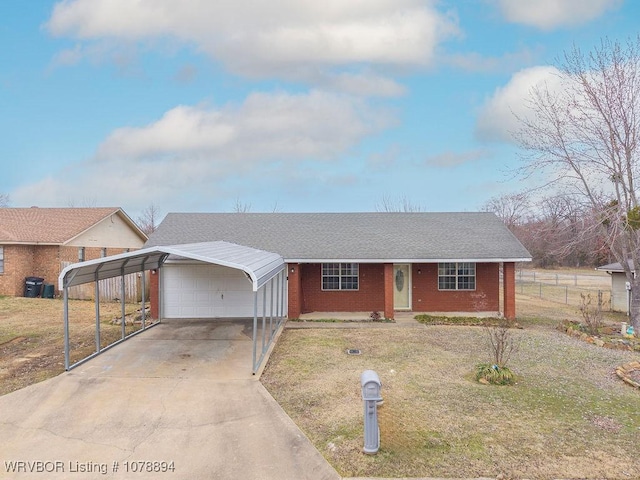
[163,262,271,318]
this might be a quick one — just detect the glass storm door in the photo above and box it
[393,264,411,310]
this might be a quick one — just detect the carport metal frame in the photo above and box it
[59,241,287,374]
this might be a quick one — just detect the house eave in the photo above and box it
[0,241,62,246]
[284,257,533,264]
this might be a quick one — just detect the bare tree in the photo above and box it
[270,200,281,213]
[516,37,640,333]
[232,197,251,213]
[137,204,162,235]
[482,192,530,229]
[0,193,9,207]
[375,194,423,212]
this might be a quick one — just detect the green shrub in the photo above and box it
[475,363,516,385]
[414,314,499,326]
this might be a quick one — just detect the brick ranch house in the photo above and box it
[0,207,147,297]
[145,212,531,320]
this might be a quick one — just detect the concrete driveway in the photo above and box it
[0,319,339,480]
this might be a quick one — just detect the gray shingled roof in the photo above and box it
[597,260,634,273]
[146,212,532,262]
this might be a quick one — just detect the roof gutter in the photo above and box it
[283,257,533,263]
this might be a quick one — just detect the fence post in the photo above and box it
[533,271,536,282]
[598,290,603,309]
[555,274,558,286]
[565,286,568,304]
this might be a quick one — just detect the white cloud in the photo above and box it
[12,90,394,212]
[97,90,392,162]
[494,0,621,29]
[475,65,562,143]
[46,0,458,93]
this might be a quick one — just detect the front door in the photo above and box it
[393,264,411,310]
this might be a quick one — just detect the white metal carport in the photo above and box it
[59,241,287,374]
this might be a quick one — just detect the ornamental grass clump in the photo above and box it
[475,320,519,385]
[475,363,515,385]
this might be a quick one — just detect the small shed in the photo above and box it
[596,261,634,314]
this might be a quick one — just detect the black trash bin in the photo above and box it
[24,277,44,298]
[42,283,55,299]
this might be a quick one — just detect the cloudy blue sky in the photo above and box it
[1,0,637,218]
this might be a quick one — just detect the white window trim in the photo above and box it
[321,262,359,291]
[0,246,4,274]
[438,262,476,291]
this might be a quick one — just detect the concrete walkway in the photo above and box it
[0,319,339,480]
[289,311,424,329]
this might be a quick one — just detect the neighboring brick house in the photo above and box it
[145,212,531,320]
[0,207,147,297]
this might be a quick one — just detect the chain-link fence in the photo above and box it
[516,269,612,310]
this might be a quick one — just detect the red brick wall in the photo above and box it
[150,268,160,319]
[0,245,35,296]
[411,263,500,312]
[503,262,516,320]
[287,264,302,318]
[383,263,394,319]
[59,246,124,298]
[299,263,385,314]
[0,243,138,298]
[60,246,116,263]
[146,261,504,320]
[0,245,61,296]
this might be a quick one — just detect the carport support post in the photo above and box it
[269,277,274,337]
[94,270,101,353]
[120,260,130,339]
[262,286,267,353]
[141,257,147,329]
[276,274,280,329]
[121,274,126,339]
[252,291,258,373]
[63,283,70,370]
[280,270,286,323]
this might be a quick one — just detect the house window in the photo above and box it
[438,262,476,290]
[101,248,107,258]
[322,263,359,291]
[78,247,85,262]
[0,246,3,274]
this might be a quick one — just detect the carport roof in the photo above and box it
[58,241,285,291]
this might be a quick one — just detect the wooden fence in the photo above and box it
[61,261,150,302]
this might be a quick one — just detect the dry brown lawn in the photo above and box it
[0,296,149,396]
[261,294,640,479]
